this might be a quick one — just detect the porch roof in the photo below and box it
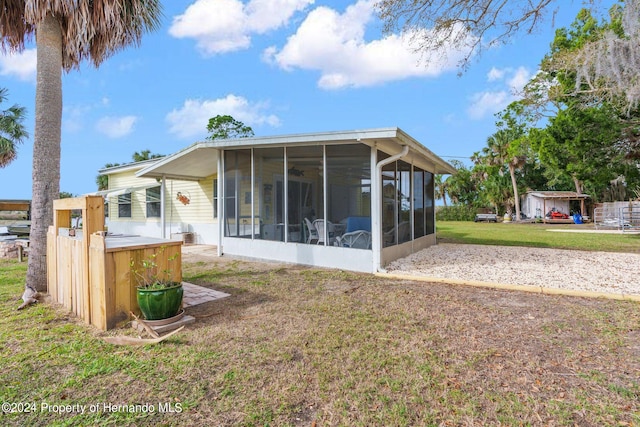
[136,127,456,180]
[527,191,590,200]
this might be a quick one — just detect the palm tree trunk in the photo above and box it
[509,164,521,222]
[27,15,62,292]
[572,176,583,194]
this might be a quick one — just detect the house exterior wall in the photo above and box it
[105,170,219,244]
[380,234,436,268]
[223,237,374,273]
[102,129,451,273]
[220,143,439,273]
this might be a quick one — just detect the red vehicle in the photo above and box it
[546,208,569,219]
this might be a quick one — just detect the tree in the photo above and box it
[444,160,478,207]
[376,0,640,108]
[95,163,121,191]
[486,128,526,219]
[0,88,28,168]
[434,174,448,207]
[470,156,513,215]
[472,125,527,219]
[206,115,254,140]
[566,1,640,110]
[1,2,162,293]
[529,106,625,199]
[376,0,565,70]
[132,149,164,162]
[525,8,639,201]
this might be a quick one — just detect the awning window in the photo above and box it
[88,183,158,199]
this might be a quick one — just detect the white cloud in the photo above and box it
[169,0,313,55]
[264,0,476,90]
[96,115,138,138]
[467,66,532,119]
[0,49,37,82]
[487,67,506,82]
[467,91,509,120]
[507,66,530,93]
[63,105,91,133]
[166,94,281,139]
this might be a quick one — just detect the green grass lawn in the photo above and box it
[437,221,640,253]
[1,255,639,426]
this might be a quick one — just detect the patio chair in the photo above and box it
[312,219,336,245]
[336,230,371,249]
[304,218,318,244]
[383,221,411,245]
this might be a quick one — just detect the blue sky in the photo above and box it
[0,0,613,199]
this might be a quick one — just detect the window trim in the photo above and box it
[146,186,161,218]
[118,193,132,218]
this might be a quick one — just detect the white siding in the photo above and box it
[105,170,218,243]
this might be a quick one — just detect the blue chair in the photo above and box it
[345,216,371,233]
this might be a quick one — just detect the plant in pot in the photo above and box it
[130,247,183,321]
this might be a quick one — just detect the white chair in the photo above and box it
[304,218,318,244]
[312,219,336,245]
[336,230,371,249]
[384,221,411,245]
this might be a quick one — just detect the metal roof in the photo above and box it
[135,127,456,180]
[526,191,590,199]
[98,158,164,175]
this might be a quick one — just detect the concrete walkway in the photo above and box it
[180,245,229,307]
[182,282,230,308]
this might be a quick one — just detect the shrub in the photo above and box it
[436,205,477,221]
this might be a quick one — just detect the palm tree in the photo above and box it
[434,174,448,207]
[1,2,162,293]
[483,128,527,221]
[0,88,28,167]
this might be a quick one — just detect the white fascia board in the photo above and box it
[98,158,163,175]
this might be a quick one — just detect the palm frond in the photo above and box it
[3,0,163,70]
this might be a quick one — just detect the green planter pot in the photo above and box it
[136,283,184,320]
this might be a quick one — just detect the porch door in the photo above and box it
[275,177,314,242]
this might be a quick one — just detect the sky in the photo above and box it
[0,0,615,199]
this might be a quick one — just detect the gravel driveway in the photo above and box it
[385,243,640,297]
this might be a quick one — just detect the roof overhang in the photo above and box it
[98,158,163,175]
[137,143,220,180]
[527,191,590,200]
[136,127,456,180]
[87,183,158,198]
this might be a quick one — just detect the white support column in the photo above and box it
[370,145,380,273]
[374,145,408,273]
[283,147,288,242]
[322,145,327,246]
[161,175,166,239]
[251,148,255,240]
[217,151,224,256]
[410,163,414,242]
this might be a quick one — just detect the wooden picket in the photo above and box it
[47,196,182,330]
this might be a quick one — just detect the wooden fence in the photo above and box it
[47,196,182,330]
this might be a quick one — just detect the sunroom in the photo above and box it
[137,128,455,273]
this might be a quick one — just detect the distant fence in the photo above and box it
[594,201,640,231]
